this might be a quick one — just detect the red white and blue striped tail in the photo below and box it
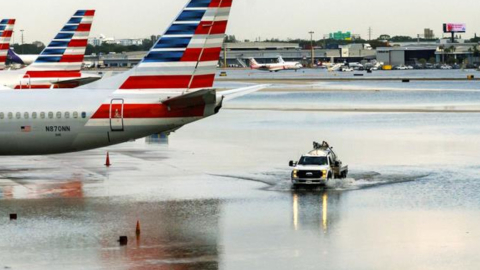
[22,10,95,89]
[0,19,15,70]
[118,0,233,92]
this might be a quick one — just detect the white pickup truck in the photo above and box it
[289,141,348,187]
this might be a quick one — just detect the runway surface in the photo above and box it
[1,75,480,269]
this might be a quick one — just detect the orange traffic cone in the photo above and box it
[105,152,111,167]
[136,220,141,235]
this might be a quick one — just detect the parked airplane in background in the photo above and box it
[0,10,100,89]
[7,49,38,66]
[0,19,15,70]
[0,0,266,156]
[250,56,303,72]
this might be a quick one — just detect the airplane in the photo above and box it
[0,10,101,89]
[0,0,267,156]
[0,19,15,70]
[249,56,303,72]
[7,49,38,66]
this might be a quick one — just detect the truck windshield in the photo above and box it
[298,156,328,166]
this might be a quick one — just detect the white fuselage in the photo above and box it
[0,69,101,89]
[253,62,303,72]
[0,69,28,89]
[0,89,214,155]
[16,54,38,66]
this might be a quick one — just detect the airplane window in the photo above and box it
[8,112,13,119]
[73,112,79,119]
[0,113,3,119]
[15,112,21,119]
[40,112,46,119]
[56,112,62,119]
[81,112,87,119]
[32,112,37,119]
[65,112,70,119]
[24,112,29,119]
[48,112,54,119]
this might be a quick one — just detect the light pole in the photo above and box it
[20,30,24,54]
[309,31,315,67]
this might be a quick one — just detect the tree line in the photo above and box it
[10,34,480,55]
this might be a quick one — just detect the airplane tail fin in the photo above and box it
[277,55,285,64]
[249,57,259,68]
[0,19,15,70]
[112,0,233,93]
[25,10,95,82]
[7,49,25,65]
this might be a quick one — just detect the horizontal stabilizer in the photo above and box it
[217,84,270,101]
[162,89,216,110]
[51,74,102,88]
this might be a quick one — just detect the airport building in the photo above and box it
[219,42,375,67]
[84,41,478,69]
[377,42,480,66]
[84,51,147,68]
[435,43,480,64]
[376,46,437,66]
[86,42,377,68]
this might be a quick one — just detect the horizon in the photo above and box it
[1,0,479,44]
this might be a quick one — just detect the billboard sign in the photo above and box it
[443,23,466,33]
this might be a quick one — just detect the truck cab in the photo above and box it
[289,141,348,187]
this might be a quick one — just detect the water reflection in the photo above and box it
[322,192,328,232]
[0,178,85,199]
[0,185,14,199]
[145,133,169,145]
[292,190,341,234]
[101,199,221,270]
[0,197,222,269]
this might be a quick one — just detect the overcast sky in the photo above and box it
[1,0,479,44]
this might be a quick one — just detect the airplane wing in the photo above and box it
[217,84,270,101]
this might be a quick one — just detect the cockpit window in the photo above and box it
[298,156,328,166]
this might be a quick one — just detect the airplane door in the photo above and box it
[110,99,124,132]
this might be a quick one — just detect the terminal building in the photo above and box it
[83,41,479,69]
[84,42,376,68]
[377,41,480,66]
[376,46,437,66]
[221,42,375,67]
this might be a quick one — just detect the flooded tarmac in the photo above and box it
[2,79,480,269]
[216,68,480,80]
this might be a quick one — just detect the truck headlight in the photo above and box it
[322,170,328,178]
[292,170,298,178]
